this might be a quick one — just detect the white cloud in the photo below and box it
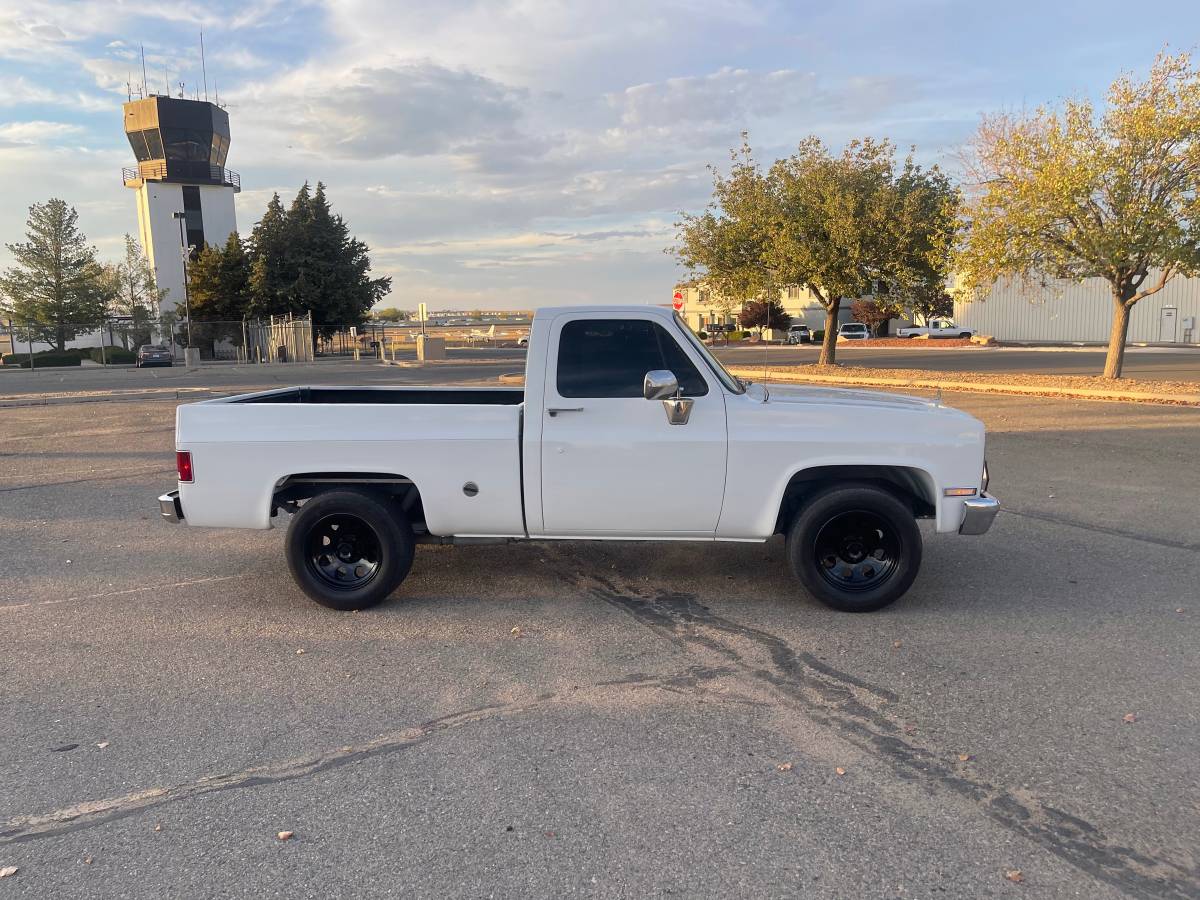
[0,120,85,147]
[238,61,527,160]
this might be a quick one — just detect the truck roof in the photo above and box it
[534,305,679,320]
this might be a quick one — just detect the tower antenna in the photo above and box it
[164,63,169,96]
[140,44,148,97]
[200,31,208,101]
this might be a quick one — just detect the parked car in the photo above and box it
[837,323,870,341]
[785,324,811,344]
[897,319,974,339]
[135,345,173,368]
[158,305,998,614]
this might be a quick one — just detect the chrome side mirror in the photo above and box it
[643,370,693,425]
[643,369,678,401]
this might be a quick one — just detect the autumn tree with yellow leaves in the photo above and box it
[957,52,1200,378]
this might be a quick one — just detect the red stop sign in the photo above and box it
[672,290,684,311]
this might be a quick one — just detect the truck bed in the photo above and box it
[232,386,525,405]
[175,385,527,536]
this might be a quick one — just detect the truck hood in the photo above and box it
[760,383,942,413]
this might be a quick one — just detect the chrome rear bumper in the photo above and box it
[959,493,999,535]
[158,490,184,523]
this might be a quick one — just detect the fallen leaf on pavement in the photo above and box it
[0,867,17,878]
[892,640,902,649]
[83,857,93,865]
[96,741,109,750]
[277,831,294,841]
[958,753,971,762]
[1122,713,1137,724]
[1005,869,1024,883]
[510,626,522,637]
[295,649,305,655]
[835,767,846,776]
[777,762,793,772]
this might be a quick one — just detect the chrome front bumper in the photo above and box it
[158,490,184,523]
[959,493,999,535]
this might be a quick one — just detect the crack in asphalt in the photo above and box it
[1001,506,1200,552]
[549,559,1199,900]
[0,668,728,847]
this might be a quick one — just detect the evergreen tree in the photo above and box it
[0,199,110,350]
[246,182,390,337]
[188,231,252,353]
[247,192,293,318]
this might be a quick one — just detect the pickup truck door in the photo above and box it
[537,315,728,536]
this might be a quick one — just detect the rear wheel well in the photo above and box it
[271,473,427,535]
[774,465,935,534]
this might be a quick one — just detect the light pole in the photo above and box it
[172,211,194,348]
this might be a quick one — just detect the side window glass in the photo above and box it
[556,320,709,398]
[652,323,708,396]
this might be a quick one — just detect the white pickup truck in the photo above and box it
[159,306,997,613]
[896,319,974,339]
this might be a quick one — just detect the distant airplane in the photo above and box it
[466,324,497,343]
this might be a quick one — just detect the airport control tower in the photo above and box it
[122,95,240,320]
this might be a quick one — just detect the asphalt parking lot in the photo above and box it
[1,370,1198,898]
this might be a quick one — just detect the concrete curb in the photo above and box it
[725,367,1200,407]
[381,357,515,368]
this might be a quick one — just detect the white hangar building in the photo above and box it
[953,275,1199,345]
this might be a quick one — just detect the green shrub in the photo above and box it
[728,330,747,341]
[14,352,82,368]
[697,330,708,340]
[89,347,136,364]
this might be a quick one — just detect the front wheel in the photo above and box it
[285,489,415,610]
[786,483,922,612]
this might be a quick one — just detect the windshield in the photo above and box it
[674,313,745,394]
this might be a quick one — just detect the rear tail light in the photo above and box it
[176,450,194,483]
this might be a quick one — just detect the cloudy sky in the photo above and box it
[0,0,1195,310]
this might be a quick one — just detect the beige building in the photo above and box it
[673,283,853,334]
[953,274,1199,345]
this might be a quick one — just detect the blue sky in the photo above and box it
[0,0,1195,310]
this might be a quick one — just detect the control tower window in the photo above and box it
[163,128,213,163]
[128,129,153,162]
[144,130,164,158]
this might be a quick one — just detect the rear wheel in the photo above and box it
[285,489,414,610]
[786,483,921,612]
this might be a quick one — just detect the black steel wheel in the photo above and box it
[285,489,414,611]
[812,510,901,593]
[787,483,921,612]
[305,514,383,591]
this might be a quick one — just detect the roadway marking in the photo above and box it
[0,574,248,612]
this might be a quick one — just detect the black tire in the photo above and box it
[959,332,971,339]
[285,489,415,611]
[786,483,922,613]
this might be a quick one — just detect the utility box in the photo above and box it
[416,335,446,361]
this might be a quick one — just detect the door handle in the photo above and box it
[547,407,584,417]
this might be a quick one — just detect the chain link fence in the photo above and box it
[2,315,531,368]
[1,314,317,367]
